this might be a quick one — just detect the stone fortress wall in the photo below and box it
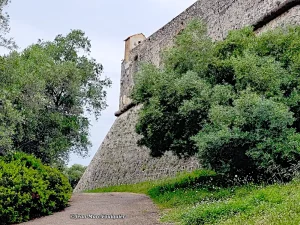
[74,0,300,193]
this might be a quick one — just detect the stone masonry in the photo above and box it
[74,0,300,192]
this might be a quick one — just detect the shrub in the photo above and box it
[0,152,72,224]
[132,20,300,178]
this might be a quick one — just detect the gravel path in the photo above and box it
[20,193,172,225]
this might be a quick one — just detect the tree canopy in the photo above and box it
[63,164,87,189]
[0,30,111,165]
[0,0,16,50]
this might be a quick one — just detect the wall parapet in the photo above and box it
[115,102,136,117]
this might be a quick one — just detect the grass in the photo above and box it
[87,170,300,225]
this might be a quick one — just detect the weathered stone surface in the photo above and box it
[257,5,300,33]
[74,0,300,193]
[74,106,200,192]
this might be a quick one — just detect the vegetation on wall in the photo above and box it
[132,20,300,178]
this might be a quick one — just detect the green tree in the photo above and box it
[0,30,111,165]
[0,0,16,49]
[0,0,17,155]
[63,164,87,189]
[132,20,300,178]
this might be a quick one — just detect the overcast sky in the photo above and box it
[5,0,197,166]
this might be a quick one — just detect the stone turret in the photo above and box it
[124,33,146,62]
[117,33,146,111]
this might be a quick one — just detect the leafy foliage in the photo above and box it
[132,20,300,177]
[0,30,111,165]
[0,152,72,224]
[0,0,16,50]
[63,164,86,189]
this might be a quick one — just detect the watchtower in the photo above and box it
[124,33,146,62]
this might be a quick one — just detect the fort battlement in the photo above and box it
[75,0,300,193]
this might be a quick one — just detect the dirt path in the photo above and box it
[20,193,172,225]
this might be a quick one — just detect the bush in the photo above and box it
[132,20,300,178]
[0,152,72,224]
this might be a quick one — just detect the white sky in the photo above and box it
[4,0,197,166]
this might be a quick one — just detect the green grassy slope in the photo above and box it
[88,170,300,225]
